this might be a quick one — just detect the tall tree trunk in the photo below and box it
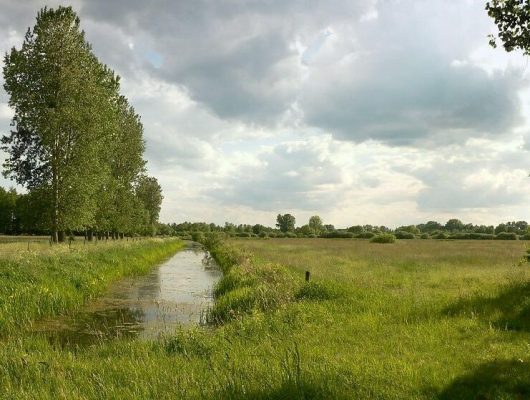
[87,230,93,241]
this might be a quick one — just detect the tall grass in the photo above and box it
[1,238,530,399]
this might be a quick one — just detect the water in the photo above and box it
[34,245,221,346]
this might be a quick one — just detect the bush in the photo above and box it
[432,232,448,239]
[521,233,530,240]
[420,233,430,239]
[258,232,268,238]
[395,230,415,239]
[235,232,251,238]
[449,233,495,240]
[495,232,518,240]
[319,231,354,239]
[191,232,205,243]
[370,233,396,243]
[354,232,375,239]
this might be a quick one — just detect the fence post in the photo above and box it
[305,271,311,282]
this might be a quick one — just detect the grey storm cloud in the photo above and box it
[1,0,525,146]
[77,0,375,124]
[299,1,527,146]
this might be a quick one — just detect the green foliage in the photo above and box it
[308,215,323,235]
[321,230,352,239]
[0,187,17,233]
[191,232,205,243]
[495,232,518,240]
[355,231,375,239]
[319,231,353,239]
[394,230,415,239]
[2,7,157,240]
[370,233,396,243]
[486,0,530,54]
[396,225,420,234]
[449,233,496,240]
[445,218,464,232]
[276,213,296,233]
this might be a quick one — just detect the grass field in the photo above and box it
[1,238,529,399]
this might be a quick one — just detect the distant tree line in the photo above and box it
[1,7,162,241]
[155,215,530,241]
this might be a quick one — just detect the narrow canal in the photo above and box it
[35,244,221,346]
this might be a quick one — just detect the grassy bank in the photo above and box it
[1,238,530,399]
[0,238,184,335]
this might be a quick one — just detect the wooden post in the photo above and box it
[305,271,310,282]
[27,241,30,251]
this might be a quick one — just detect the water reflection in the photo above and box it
[34,246,221,346]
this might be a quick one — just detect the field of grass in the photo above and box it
[1,238,530,399]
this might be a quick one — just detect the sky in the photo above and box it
[1,0,530,228]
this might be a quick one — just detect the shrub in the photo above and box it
[395,230,415,239]
[450,233,495,240]
[319,231,354,239]
[258,232,268,238]
[495,232,518,240]
[235,232,251,238]
[521,233,530,240]
[420,233,430,239]
[191,232,205,243]
[354,232,375,239]
[370,233,396,243]
[432,232,448,239]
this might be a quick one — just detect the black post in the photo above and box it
[305,271,310,282]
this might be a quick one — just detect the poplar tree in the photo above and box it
[135,175,163,234]
[2,6,115,241]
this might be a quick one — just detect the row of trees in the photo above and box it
[0,181,161,237]
[156,215,530,240]
[1,7,162,241]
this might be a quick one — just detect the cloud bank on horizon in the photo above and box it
[0,0,529,227]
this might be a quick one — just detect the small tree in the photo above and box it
[308,215,323,235]
[276,213,296,233]
[445,219,464,232]
[136,175,163,234]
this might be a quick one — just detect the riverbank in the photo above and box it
[0,238,185,336]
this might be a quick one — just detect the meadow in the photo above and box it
[1,237,529,399]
